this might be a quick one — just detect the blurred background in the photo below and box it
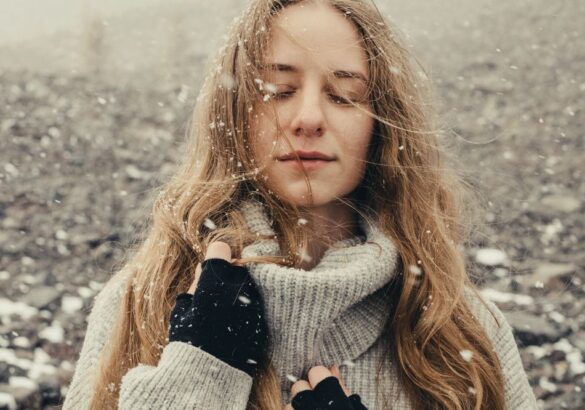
[0,0,583,408]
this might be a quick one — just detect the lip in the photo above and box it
[276,150,335,161]
[278,158,333,171]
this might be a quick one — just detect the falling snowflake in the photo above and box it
[390,66,401,75]
[264,82,277,93]
[238,295,251,305]
[460,350,473,362]
[220,73,235,89]
[408,265,422,276]
[299,248,313,263]
[203,218,217,230]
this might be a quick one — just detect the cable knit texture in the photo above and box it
[62,198,538,409]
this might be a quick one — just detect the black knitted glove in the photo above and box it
[291,376,368,410]
[168,258,269,378]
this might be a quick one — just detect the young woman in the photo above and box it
[62,0,538,409]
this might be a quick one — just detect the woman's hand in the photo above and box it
[168,241,269,378]
[284,365,368,409]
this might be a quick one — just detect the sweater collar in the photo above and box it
[239,199,399,400]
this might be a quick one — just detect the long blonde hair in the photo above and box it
[88,0,505,409]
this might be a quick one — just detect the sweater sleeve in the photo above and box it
[464,288,539,410]
[61,271,254,410]
[119,342,253,409]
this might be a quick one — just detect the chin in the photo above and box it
[277,190,338,209]
[268,178,355,208]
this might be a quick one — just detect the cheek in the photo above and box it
[339,117,373,182]
[249,112,275,162]
[345,116,374,162]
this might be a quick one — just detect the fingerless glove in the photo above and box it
[169,258,269,378]
[291,376,368,410]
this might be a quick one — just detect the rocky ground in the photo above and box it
[0,0,583,408]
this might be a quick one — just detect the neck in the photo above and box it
[297,200,365,270]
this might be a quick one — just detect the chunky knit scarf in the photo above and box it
[239,199,400,396]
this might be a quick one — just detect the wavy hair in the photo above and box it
[87,0,505,409]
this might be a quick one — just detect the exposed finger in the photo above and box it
[290,379,311,398]
[330,364,339,378]
[205,241,232,261]
[307,365,333,389]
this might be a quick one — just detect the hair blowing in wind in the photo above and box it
[87,0,505,409]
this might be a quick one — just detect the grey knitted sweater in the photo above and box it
[62,199,538,409]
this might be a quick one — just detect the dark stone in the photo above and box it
[39,379,62,406]
[504,311,566,345]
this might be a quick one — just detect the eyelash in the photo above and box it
[272,91,355,106]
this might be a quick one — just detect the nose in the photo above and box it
[290,87,325,138]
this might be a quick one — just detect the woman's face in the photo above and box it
[249,1,374,208]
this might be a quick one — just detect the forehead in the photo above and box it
[264,2,369,79]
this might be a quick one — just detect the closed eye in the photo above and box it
[328,94,353,105]
[272,91,294,100]
[272,91,354,106]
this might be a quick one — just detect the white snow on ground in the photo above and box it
[475,248,508,266]
[0,298,38,320]
[0,393,17,410]
[479,288,534,305]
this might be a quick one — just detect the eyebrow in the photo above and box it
[264,63,368,84]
